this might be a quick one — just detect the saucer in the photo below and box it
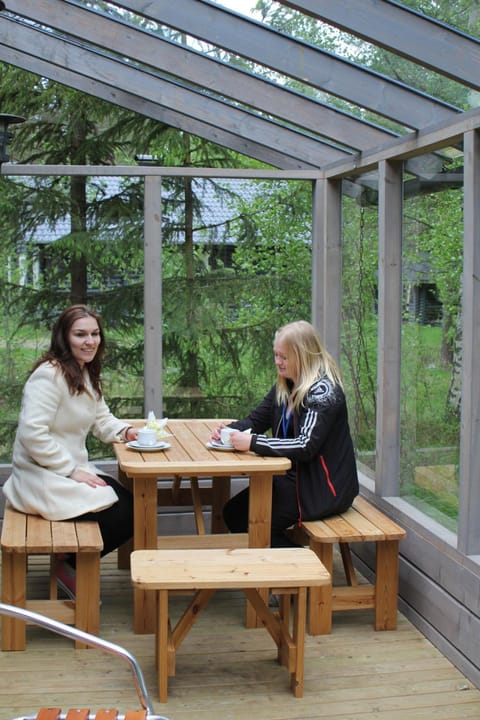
[207,440,235,451]
[126,440,171,452]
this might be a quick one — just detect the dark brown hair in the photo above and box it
[32,304,105,397]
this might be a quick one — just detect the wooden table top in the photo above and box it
[114,418,291,478]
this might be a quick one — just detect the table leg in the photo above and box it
[211,476,230,533]
[117,468,133,570]
[246,471,273,628]
[133,476,159,634]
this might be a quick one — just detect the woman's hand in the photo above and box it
[229,429,252,452]
[210,425,252,451]
[210,423,226,442]
[124,426,138,442]
[70,468,108,488]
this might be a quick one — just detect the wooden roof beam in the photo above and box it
[5,0,394,153]
[0,44,314,170]
[0,16,347,168]
[285,0,480,89]
[113,0,458,129]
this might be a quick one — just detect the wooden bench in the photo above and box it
[290,495,406,635]
[1,505,103,650]
[130,547,331,701]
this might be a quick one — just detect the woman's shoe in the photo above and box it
[268,593,280,608]
[56,558,76,601]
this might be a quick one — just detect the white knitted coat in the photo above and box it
[3,361,128,521]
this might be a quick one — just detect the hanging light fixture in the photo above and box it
[0,114,26,166]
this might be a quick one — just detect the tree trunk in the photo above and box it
[69,175,88,304]
[181,135,200,390]
[446,311,462,417]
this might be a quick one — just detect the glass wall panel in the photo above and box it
[0,173,313,462]
[0,173,146,462]
[400,152,463,531]
[158,176,312,422]
[341,174,379,475]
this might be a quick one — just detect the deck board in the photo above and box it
[1,552,480,720]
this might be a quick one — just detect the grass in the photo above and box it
[397,323,460,524]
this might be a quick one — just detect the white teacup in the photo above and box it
[137,427,158,446]
[220,427,233,446]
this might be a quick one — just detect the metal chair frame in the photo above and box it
[0,603,169,720]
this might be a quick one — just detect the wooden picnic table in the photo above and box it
[114,418,291,633]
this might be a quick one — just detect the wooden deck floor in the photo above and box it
[1,551,480,720]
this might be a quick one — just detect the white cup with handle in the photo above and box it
[220,427,234,446]
[137,427,158,446]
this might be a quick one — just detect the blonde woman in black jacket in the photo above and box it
[210,320,359,547]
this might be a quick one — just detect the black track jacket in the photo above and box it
[230,377,359,524]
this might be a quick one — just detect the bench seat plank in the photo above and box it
[132,547,326,589]
[75,521,106,552]
[50,519,81,553]
[1,508,26,551]
[353,496,406,538]
[156,532,249,550]
[26,514,56,553]
[303,508,386,543]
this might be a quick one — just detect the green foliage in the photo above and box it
[229,179,311,320]
[399,0,480,37]
[402,484,458,530]
[404,178,463,351]
[400,324,458,438]
[341,197,379,452]
[160,177,312,411]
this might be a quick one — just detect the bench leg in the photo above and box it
[157,589,169,703]
[339,542,358,585]
[244,587,307,698]
[1,551,27,651]
[156,588,215,702]
[290,587,307,698]
[375,539,400,630]
[308,542,333,635]
[74,551,101,649]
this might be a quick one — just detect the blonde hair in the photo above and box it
[275,320,342,410]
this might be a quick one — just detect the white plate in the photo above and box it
[206,440,235,451]
[126,440,171,452]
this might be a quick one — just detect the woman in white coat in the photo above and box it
[3,304,138,599]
